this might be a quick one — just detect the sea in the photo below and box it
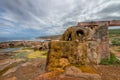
[0,37,45,42]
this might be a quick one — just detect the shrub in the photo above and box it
[112,38,120,46]
[109,53,120,64]
[100,53,120,65]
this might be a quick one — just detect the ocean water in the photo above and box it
[0,37,45,42]
[0,37,30,42]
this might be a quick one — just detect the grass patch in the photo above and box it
[109,29,120,35]
[13,48,48,60]
[100,53,120,65]
[111,38,120,46]
[22,47,33,50]
[13,53,29,59]
[27,50,41,59]
[109,29,120,45]
[27,50,48,59]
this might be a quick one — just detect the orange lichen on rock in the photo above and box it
[79,65,98,74]
[59,58,70,68]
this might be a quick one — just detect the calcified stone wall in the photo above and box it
[46,23,109,71]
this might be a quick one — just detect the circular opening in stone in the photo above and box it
[76,30,84,37]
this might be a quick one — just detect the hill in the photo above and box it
[36,29,120,40]
[36,35,61,40]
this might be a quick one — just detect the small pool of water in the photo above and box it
[0,48,22,52]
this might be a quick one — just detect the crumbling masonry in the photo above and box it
[46,20,120,72]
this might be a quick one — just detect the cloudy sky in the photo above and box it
[0,0,120,38]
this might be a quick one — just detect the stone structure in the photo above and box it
[46,22,111,72]
[46,23,110,71]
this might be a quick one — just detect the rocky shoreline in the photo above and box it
[0,41,49,50]
[0,40,48,80]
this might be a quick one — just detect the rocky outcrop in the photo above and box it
[65,66,101,80]
[0,44,9,49]
[0,52,15,60]
[0,41,49,51]
[33,42,49,51]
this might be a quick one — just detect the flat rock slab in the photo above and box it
[65,66,101,80]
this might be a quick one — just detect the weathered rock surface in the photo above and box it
[34,42,49,51]
[65,66,101,80]
[0,59,25,76]
[0,58,46,80]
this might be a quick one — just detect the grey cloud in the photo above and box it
[98,2,120,14]
[0,0,120,36]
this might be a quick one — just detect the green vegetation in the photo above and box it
[22,47,33,50]
[111,38,120,46]
[100,53,120,65]
[109,29,120,46]
[109,29,120,35]
[12,48,33,59]
[109,29,120,37]
[13,47,48,60]
[13,53,29,59]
